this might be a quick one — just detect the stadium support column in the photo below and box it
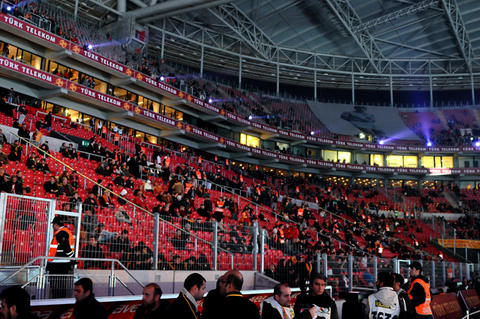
[429,74,434,107]
[161,20,166,60]
[213,220,218,270]
[314,58,317,100]
[153,214,159,270]
[200,30,204,77]
[351,73,355,105]
[253,221,258,271]
[239,51,242,90]
[389,76,393,107]
[74,0,79,21]
[276,51,280,96]
[117,0,126,15]
[471,74,475,104]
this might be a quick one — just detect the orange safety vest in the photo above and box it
[114,133,120,141]
[386,225,390,232]
[215,155,218,162]
[377,244,383,254]
[164,157,170,167]
[185,183,193,193]
[217,201,224,208]
[48,227,75,262]
[239,175,243,182]
[102,126,107,134]
[297,208,304,217]
[367,216,371,223]
[278,229,285,244]
[196,171,202,179]
[225,159,229,166]
[198,156,202,164]
[408,278,433,315]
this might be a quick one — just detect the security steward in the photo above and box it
[407,261,433,319]
[46,216,75,298]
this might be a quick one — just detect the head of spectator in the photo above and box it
[392,273,405,292]
[376,272,394,289]
[184,273,206,301]
[142,283,162,311]
[220,270,243,296]
[61,177,68,185]
[120,229,129,240]
[49,176,56,184]
[309,273,327,296]
[0,286,31,319]
[89,235,98,247]
[409,261,423,278]
[273,283,292,307]
[74,278,94,303]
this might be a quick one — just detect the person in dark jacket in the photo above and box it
[0,286,40,319]
[262,284,314,319]
[73,278,108,319]
[202,276,225,319]
[407,262,433,319]
[133,283,165,319]
[393,273,414,319]
[294,273,339,319]
[81,236,105,269]
[165,273,206,319]
[211,270,260,319]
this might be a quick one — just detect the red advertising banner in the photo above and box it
[430,293,466,319]
[459,289,480,311]
[30,290,302,319]
[0,56,67,88]
[0,13,67,47]
[69,44,135,78]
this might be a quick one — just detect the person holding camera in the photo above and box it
[294,273,339,319]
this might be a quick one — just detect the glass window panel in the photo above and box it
[421,156,434,168]
[434,156,442,168]
[324,150,337,162]
[95,81,107,94]
[240,133,247,145]
[164,106,176,118]
[8,45,18,60]
[442,156,454,168]
[31,54,42,70]
[386,155,403,167]
[114,87,127,100]
[370,154,384,166]
[404,156,418,168]
[246,135,260,148]
[22,51,32,65]
[152,102,160,113]
[338,151,351,163]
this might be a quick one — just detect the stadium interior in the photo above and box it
[0,0,479,317]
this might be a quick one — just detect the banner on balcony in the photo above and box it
[437,239,480,249]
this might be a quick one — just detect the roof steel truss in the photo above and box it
[322,0,385,74]
[440,0,475,73]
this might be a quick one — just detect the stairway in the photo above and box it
[442,190,459,209]
[434,110,450,130]
[472,108,480,126]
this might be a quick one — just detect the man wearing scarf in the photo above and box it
[261,284,315,319]
[166,273,206,319]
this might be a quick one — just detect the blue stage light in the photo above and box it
[87,44,93,50]
[427,142,432,147]
[6,6,12,11]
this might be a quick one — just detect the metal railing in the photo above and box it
[0,256,144,299]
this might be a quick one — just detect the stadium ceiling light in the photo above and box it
[248,115,253,120]
[208,98,213,103]
[379,140,385,145]
[427,142,432,147]
[310,131,315,136]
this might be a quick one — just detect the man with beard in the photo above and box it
[262,284,315,319]
[0,286,39,319]
[133,283,164,319]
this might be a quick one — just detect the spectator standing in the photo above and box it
[73,278,108,319]
[165,273,206,319]
[133,283,164,319]
[367,272,400,319]
[261,283,314,319]
[393,273,414,319]
[294,274,339,319]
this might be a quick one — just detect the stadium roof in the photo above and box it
[52,0,480,90]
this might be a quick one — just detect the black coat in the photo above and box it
[166,292,198,319]
[73,293,108,319]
